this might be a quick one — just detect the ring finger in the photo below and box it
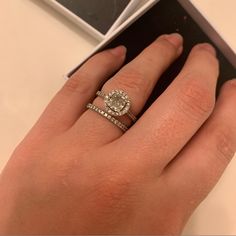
[74,33,183,144]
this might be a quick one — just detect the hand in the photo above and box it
[0,33,236,234]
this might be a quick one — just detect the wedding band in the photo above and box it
[87,103,128,132]
[96,90,137,122]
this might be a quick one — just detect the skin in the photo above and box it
[0,33,236,234]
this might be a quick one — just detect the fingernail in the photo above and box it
[197,43,216,56]
[228,79,236,86]
[165,33,183,48]
[109,45,127,57]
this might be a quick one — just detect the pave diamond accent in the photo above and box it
[87,103,128,132]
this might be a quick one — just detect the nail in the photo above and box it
[165,33,183,48]
[228,79,236,86]
[197,43,216,56]
[109,45,127,57]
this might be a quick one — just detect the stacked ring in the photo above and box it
[87,89,137,132]
[86,103,128,132]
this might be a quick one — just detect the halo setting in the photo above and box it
[104,90,131,116]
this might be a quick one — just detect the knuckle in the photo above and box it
[212,127,236,165]
[111,67,147,93]
[63,76,79,93]
[178,77,215,120]
[91,50,120,67]
[90,170,136,216]
[142,40,177,69]
[154,38,177,57]
[97,176,130,203]
[63,71,91,95]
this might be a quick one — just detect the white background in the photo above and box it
[0,0,235,234]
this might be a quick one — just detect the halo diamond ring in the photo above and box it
[96,90,137,122]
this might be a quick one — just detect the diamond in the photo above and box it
[104,90,131,117]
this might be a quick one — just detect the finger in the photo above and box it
[32,46,126,137]
[75,33,183,145]
[161,79,236,210]
[119,43,219,170]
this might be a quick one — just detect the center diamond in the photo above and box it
[108,94,126,112]
[104,90,131,116]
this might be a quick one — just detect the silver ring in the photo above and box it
[87,103,128,132]
[96,90,137,122]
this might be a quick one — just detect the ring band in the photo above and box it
[96,90,137,122]
[87,103,128,132]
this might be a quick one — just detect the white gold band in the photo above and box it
[86,103,128,132]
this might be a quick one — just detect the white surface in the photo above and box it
[179,0,236,67]
[191,0,236,53]
[0,0,236,234]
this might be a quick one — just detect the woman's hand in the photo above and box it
[0,33,236,234]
